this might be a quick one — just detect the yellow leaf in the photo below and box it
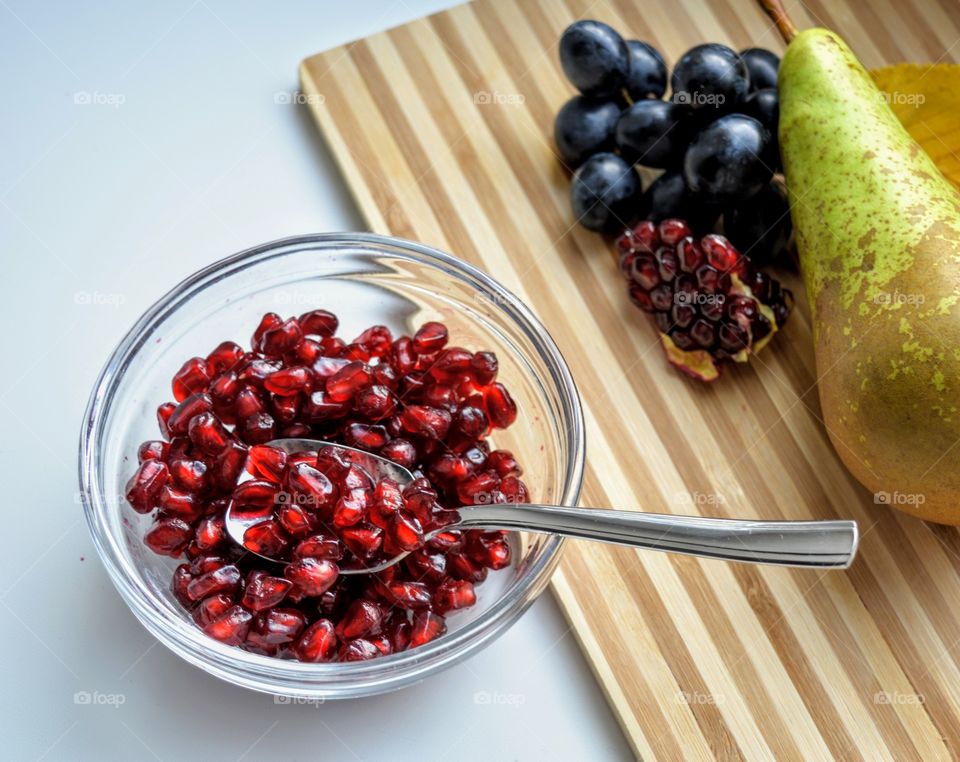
[871,63,960,190]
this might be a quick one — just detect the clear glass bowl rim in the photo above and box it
[78,232,586,697]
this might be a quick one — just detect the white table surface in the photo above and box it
[0,1,632,759]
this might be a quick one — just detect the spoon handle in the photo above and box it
[454,504,858,569]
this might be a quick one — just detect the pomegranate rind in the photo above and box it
[728,274,780,363]
[660,334,720,382]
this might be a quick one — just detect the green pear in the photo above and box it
[779,29,960,524]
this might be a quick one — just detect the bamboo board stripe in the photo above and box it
[300,1,960,758]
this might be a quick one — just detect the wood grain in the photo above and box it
[300,1,960,758]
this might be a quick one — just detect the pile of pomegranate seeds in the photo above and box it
[127,312,529,662]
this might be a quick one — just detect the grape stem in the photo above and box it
[758,0,799,43]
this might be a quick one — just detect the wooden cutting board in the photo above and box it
[300,1,960,758]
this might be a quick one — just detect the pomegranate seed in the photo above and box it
[246,445,287,482]
[380,439,417,468]
[240,571,292,612]
[294,534,342,561]
[355,385,395,420]
[258,318,303,357]
[404,550,447,584]
[483,383,517,428]
[284,557,338,596]
[336,600,382,639]
[188,412,230,455]
[447,553,488,583]
[400,405,451,440]
[240,412,276,444]
[392,337,417,374]
[232,480,279,513]
[659,218,692,246]
[341,525,383,560]
[212,441,248,492]
[195,516,226,551]
[409,612,446,648]
[287,462,337,513]
[206,341,245,375]
[429,348,473,382]
[456,405,488,438]
[137,440,169,463]
[248,608,307,646]
[390,513,424,552]
[172,357,211,402]
[486,450,521,477]
[192,593,234,628]
[168,393,213,436]
[702,234,743,275]
[413,321,449,353]
[264,366,311,396]
[277,502,314,538]
[144,518,193,557]
[326,362,373,402]
[299,309,339,337]
[339,638,380,661]
[125,460,169,514]
[333,492,366,528]
[295,619,337,662]
[370,635,392,656]
[187,564,241,602]
[500,475,529,503]
[385,581,432,610]
[157,402,176,438]
[203,605,253,645]
[353,325,393,354]
[294,338,323,365]
[470,351,498,385]
[434,579,476,613]
[168,459,207,493]
[344,423,389,451]
[243,520,290,558]
[159,485,202,521]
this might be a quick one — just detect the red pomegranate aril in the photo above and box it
[157,402,176,439]
[258,318,303,357]
[429,348,473,382]
[137,440,169,463]
[284,557,338,596]
[246,444,287,483]
[294,534,342,561]
[336,599,383,639]
[409,612,446,648]
[233,387,263,420]
[242,571,293,611]
[413,321,449,353]
[268,393,300,425]
[168,393,213,436]
[435,579,476,613]
[277,502,314,538]
[404,549,447,584]
[299,309,339,337]
[392,337,417,374]
[344,423,389,451]
[232,479,279,512]
[702,234,745,276]
[125,460,169,514]
[353,325,393,354]
[483,383,517,428]
[252,312,282,346]
[500,474,529,503]
[169,459,208,493]
[249,608,307,646]
[287,462,337,512]
[243,520,290,558]
[315,446,350,479]
[240,412,276,444]
[172,357,211,402]
[486,450,521,477]
[212,441,249,492]
[385,581,432,610]
[456,405,488,438]
[186,564,241,601]
[469,351,498,386]
[380,439,417,469]
[206,341,245,375]
[145,518,193,557]
[195,516,226,551]
[326,362,373,402]
[209,370,240,404]
[390,513,424,552]
[304,391,351,423]
[677,236,705,273]
[187,412,230,455]
[339,638,380,661]
[264,366,311,396]
[447,553,488,583]
[400,405,452,440]
[192,593,234,628]
[457,471,499,506]
[659,219,692,246]
[428,454,471,486]
[159,485,202,521]
[355,385,395,420]
[333,492,366,528]
[172,564,193,605]
[204,605,253,646]
[294,619,337,662]
[341,525,383,560]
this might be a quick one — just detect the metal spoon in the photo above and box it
[226,438,859,572]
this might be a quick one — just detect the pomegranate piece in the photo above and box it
[248,608,307,646]
[212,441,249,492]
[390,513,424,552]
[400,405,452,440]
[344,423,389,451]
[167,393,213,436]
[434,579,476,613]
[137,440,169,463]
[232,480,279,514]
[483,383,517,428]
[341,524,383,560]
[242,571,293,611]
[264,366,311,396]
[470,351,498,385]
[243,520,290,558]
[195,516,226,551]
[206,341,245,375]
[188,412,230,455]
[125,460,169,514]
[355,385,396,420]
[287,462,337,513]
[246,444,288,483]
[234,387,264,420]
[338,638,380,661]
[385,581,432,610]
[192,593,234,628]
[203,605,253,645]
[295,619,338,662]
[159,485,202,521]
[413,321,449,353]
[284,557,339,596]
[258,317,303,357]
[172,357,210,402]
[335,599,383,640]
[294,534,343,561]
[326,362,373,402]
[409,612,447,648]
[156,402,176,438]
[299,309,339,337]
[456,405,488,438]
[144,518,193,557]
[186,564,241,602]
[239,412,276,445]
[380,439,417,468]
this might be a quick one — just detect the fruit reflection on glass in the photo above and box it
[126,312,532,660]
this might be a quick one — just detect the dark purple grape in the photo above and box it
[683,114,773,202]
[723,182,791,266]
[570,152,641,233]
[670,44,749,111]
[559,20,629,98]
[739,48,780,92]
[553,96,621,167]
[615,100,691,168]
[638,171,720,233]
[624,40,667,100]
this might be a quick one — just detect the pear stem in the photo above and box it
[758,0,799,43]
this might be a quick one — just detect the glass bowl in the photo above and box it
[79,233,585,698]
